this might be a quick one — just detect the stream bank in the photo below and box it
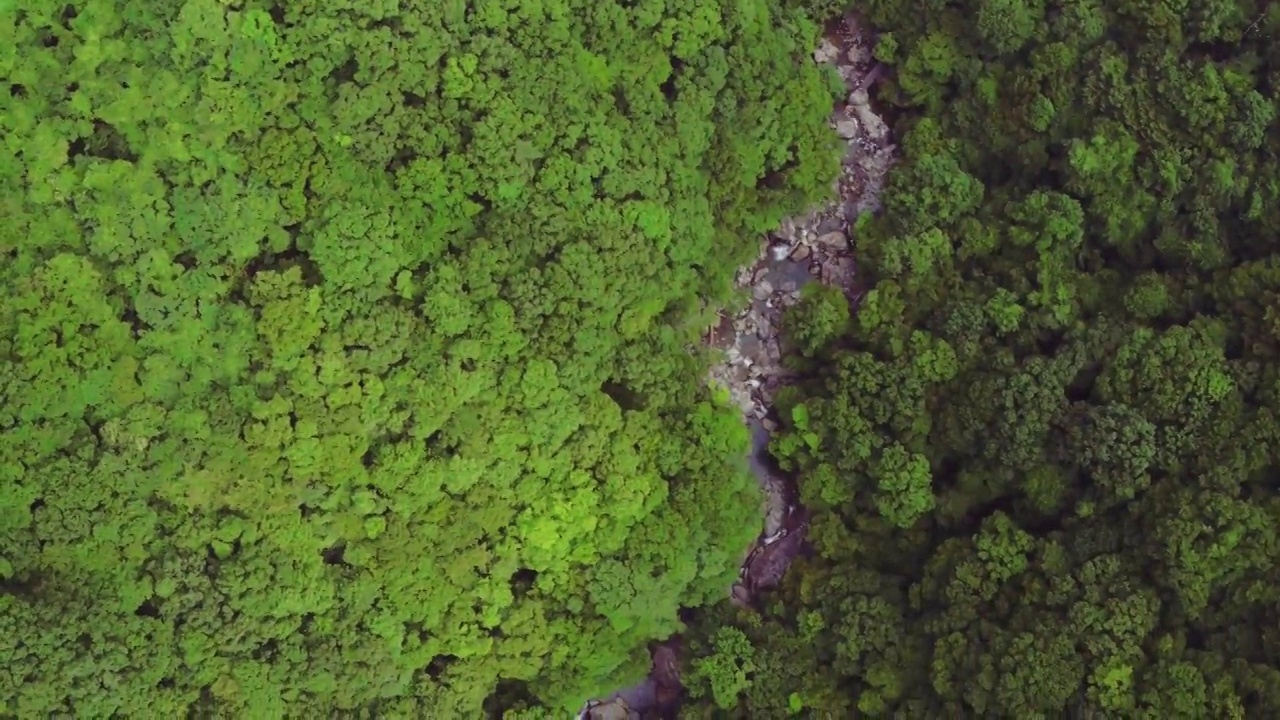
[707,8,894,612]
[580,12,893,719]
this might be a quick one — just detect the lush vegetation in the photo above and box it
[0,0,843,715]
[680,1,1280,718]
[12,0,1280,716]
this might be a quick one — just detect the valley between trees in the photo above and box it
[678,0,1280,717]
[4,0,1280,718]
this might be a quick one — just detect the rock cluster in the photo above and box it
[581,646,680,720]
[705,227,856,426]
[707,13,891,430]
[712,12,893,611]
[819,14,897,220]
[583,16,896,720]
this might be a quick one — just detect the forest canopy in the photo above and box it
[12,0,1280,716]
[0,0,841,715]
[679,1,1280,718]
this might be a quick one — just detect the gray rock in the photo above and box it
[835,118,860,139]
[814,231,849,251]
[763,482,788,538]
[816,215,845,234]
[588,699,637,720]
[821,255,857,286]
[766,338,782,362]
[747,528,807,592]
[853,101,890,141]
[774,217,801,243]
[789,243,812,262]
[856,63,888,91]
[847,44,871,67]
[813,39,840,65]
[756,315,772,340]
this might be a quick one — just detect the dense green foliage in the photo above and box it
[16,0,1280,715]
[0,0,842,714]
[681,1,1280,718]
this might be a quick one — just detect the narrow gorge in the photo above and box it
[580,13,896,719]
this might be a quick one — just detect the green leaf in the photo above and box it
[791,403,811,430]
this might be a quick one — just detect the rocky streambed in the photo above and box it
[580,13,893,720]
[708,11,893,611]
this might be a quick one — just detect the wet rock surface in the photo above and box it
[582,644,682,720]
[583,14,893,720]
[711,12,888,609]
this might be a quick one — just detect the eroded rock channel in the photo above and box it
[581,14,894,719]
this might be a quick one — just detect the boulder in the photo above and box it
[587,699,636,720]
[813,39,840,64]
[835,118,860,139]
[852,99,889,141]
[814,231,849,251]
[847,44,871,67]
